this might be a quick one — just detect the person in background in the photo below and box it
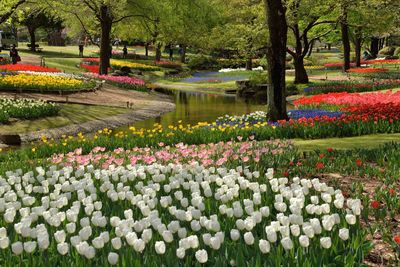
[79,44,84,57]
[123,45,128,59]
[10,45,19,64]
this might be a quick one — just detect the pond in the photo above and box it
[179,71,251,83]
[131,89,292,129]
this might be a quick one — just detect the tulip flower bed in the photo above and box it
[346,68,388,73]
[17,71,87,80]
[0,98,59,123]
[51,139,291,168]
[80,58,159,72]
[0,157,367,266]
[0,64,61,73]
[0,74,95,92]
[85,74,147,91]
[155,61,182,69]
[303,80,400,95]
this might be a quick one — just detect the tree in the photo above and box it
[0,0,26,25]
[20,7,62,51]
[286,0,337,84]
[49,0,135,74]
[263,0,288,121]
[209,0,266,70]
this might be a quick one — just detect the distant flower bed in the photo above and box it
[0,97,59,123]
[80,58,159,71]
[347,68,388,73]
[304,80,400,95]
[0,74,95,92]
[155,60,182,69]
[304,66,325,70]
[86,73,147,91]
[0,64,61,72]
[294,90,400,107]
[364,59,400,65]
[17,71,87,80]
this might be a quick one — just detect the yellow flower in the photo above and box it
[32,148,36,152]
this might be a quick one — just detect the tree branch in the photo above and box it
[0,0,26,24]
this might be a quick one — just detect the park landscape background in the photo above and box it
[0,0,399,266]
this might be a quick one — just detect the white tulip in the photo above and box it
[259,239,270,254]
[244,232,254,245]
[155,241,166,254]
[112,237,122,250]
[54,230,66,243]
[339,228,349,241]
[133,239,145,253]
[320,237,332,249]
[345,214,356,225]
[108,252,119,265]
[11,241,23,255]
[195,249,208,264]
[0,237,9,249]
[24,241,37,253]
[299,235,309,248]
[230,229,240,241]
[176,247,185,259]
[281,237,293,250]
[57,243,69,255]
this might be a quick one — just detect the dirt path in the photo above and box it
[0,84,172,109]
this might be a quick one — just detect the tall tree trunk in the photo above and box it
[155,43,162,62]
[246,57,253,70]
[263,0,288,122]
[145,42,149,59]
[28,28,36,52]
[328,44,331,50]
[180,45,187,63]
[99,5,112,75]
[341,7,351,71]
[354,28,362,67]
[294,57,309,83]
[370,37,379,58]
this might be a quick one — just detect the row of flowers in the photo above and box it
[303,80,400,95]
[81,58,160,72]
[0,73,95,92]
[0,159,365,265]
[0,64,61,73]
[83,73,147,91]
[0,98,59,123]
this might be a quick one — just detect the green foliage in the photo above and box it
[187,55,218,70]
[249,71,267,86]
[394,47,400,57]
[379,46,396,56]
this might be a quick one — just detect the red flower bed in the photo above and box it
[294,91,400,107]
[0,64,61,72]
[364,59,400,64]
[80,64,100,73]
[82,58,100,63]
[347,68,388,73]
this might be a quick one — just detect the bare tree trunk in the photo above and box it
[263,0,288,121]
[370,37,379,58]
[246,57,253,71]
[28,28,36,52]
[180,45,187,63]
[145,42,149,59]
[328,44,331,50]
[155,43,162,62]
[294,57,309,83]
[354,28,362,67]
[99,5,112,75]
[341,7,351,71]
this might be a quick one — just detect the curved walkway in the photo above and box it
[19,100,175,143]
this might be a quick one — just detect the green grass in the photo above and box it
[0,104,128,134]
[45,58,83,73]
[293,133,400,151]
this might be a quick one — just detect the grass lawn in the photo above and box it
[293,133,400,151]
[0,104,128,134]
[45,58,83,73]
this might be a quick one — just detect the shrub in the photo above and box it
[187,55,218,70]
[249,71,267,86]
[394,47,400,57]
[378,46,396,56]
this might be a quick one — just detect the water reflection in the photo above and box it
[132,89,269,129]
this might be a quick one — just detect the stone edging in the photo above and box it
[18,101,176,143]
